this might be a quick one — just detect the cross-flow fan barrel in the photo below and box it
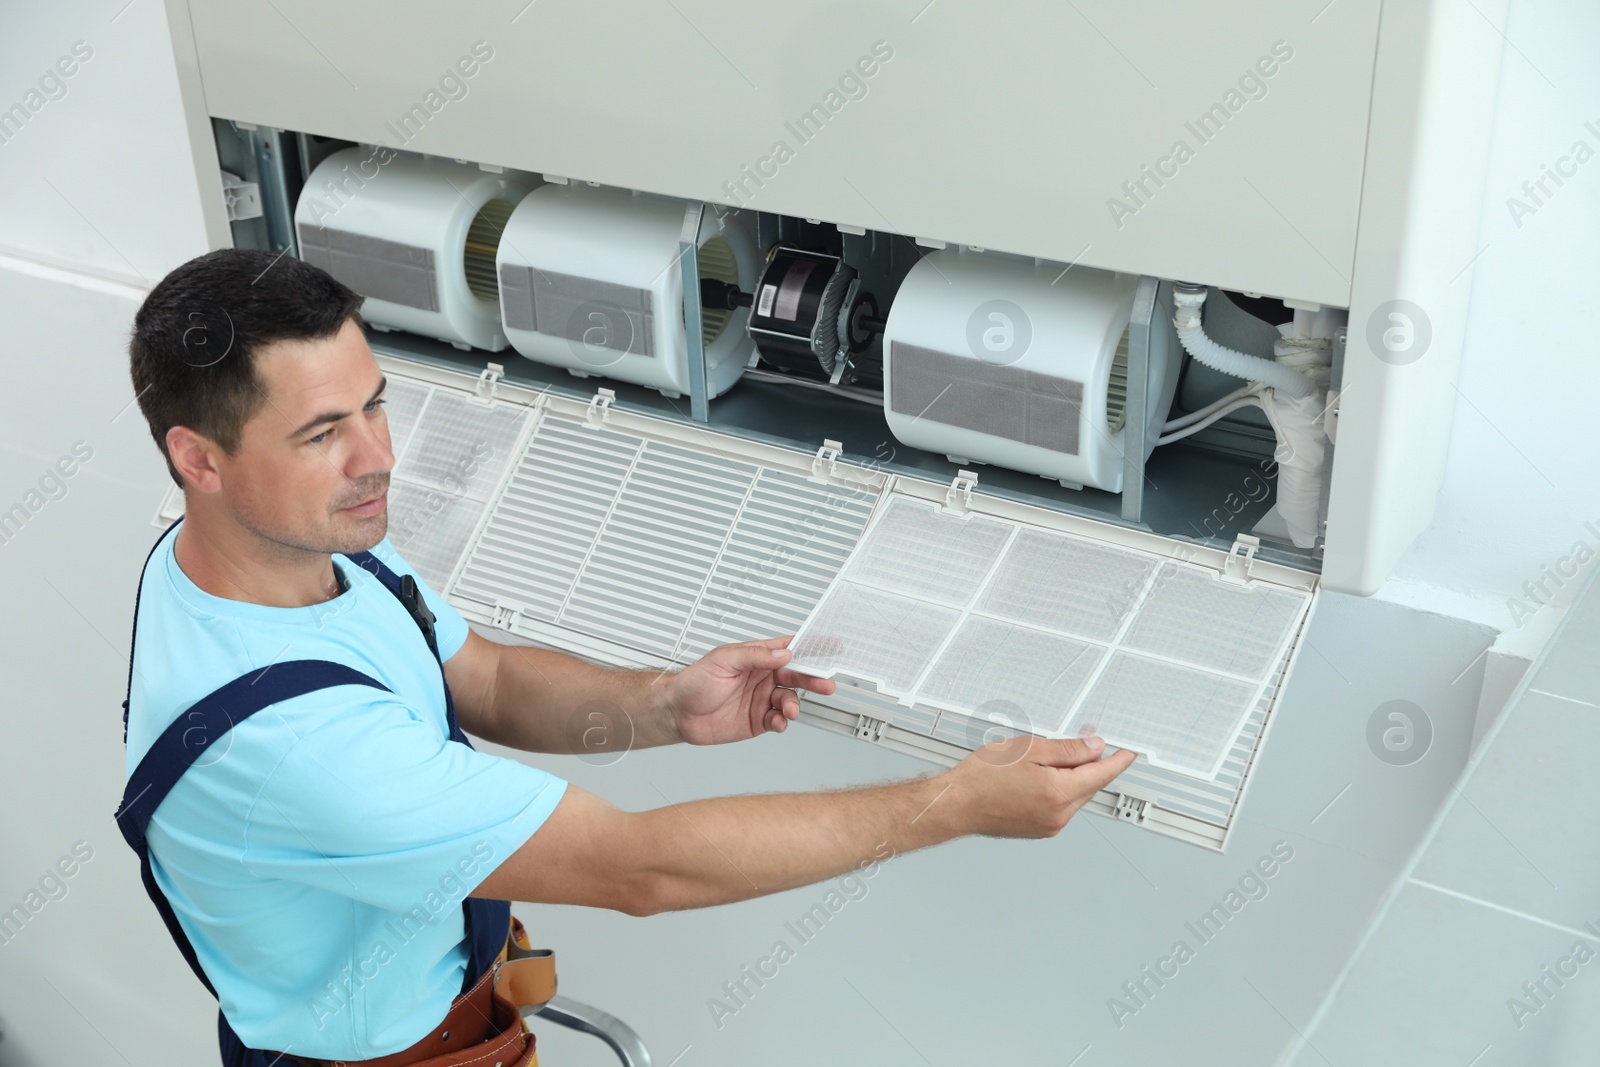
[882,248,1176,493]
[295,148,534,351]
[496,184,759,399]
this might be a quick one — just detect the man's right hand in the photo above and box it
[941,735,1138,839]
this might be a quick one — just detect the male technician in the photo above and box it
[122,248,1135,1065]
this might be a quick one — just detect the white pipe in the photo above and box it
[1172,287,1316,399]
[1156,395,1268,445]
[1162,383,1257,432]
[743,367,885,406]
[1170,285,1331,548]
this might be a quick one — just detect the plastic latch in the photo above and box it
[854,714,887,742]
[472,363,504,404]
[1222,533,1261,584]
[944,470,979,514]
[1113,793,1151,824]
[220,171,262,222]
[810,439,843,482]
[491,603,519,631]
[585,388,617,427]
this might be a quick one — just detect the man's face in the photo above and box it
[218,318,395,557]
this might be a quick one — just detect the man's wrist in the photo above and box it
[898,770,970,849]
[619,665,685,747]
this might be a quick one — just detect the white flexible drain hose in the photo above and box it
[1170,285,1331,548]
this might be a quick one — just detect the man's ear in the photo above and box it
[166,425,224,493]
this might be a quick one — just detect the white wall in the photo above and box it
[1380,0,1600,640]
[0,3,211,284]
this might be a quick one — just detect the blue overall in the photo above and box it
[114,520,511,1066]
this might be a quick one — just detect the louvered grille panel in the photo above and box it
[455,419,643,617]
[454,419,876,667]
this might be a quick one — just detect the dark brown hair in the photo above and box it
[129,248,365,486]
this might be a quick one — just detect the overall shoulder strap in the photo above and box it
[344,549,471,746]
[122,517,184,746]
[115,659,391,997]
[116,532,508,1032]
[345,548,439,658]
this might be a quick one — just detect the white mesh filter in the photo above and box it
[978,527,1155,642]
[789,492,1312,782]
[1122,562,1302,679]
[385,479,489,591]
[381,384,528,592]
[382,378,431,456]
[918,616,1104,735]
[790,581,959,693]
[1066,653,1263,780]
[395,391,528,501]
[843,495,1012,606]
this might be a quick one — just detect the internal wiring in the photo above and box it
[1155,394,1269,446]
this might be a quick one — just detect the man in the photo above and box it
[121,248,1135,1066]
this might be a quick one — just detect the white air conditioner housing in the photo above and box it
[883,249,1179,493]
[295,148,533,351]
[496,184,759,399]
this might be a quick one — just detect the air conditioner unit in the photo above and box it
[172,0,1504,849]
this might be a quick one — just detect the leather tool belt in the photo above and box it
[281,916,557,1067]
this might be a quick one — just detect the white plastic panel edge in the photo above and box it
[1322,0,1507,594]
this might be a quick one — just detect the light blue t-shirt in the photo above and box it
[124,521,567,1059]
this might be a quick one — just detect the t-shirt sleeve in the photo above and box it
[367,537,470,661]
[242,687,567,913]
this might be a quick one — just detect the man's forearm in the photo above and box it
[475,642,680,754]
[626,771,964,914]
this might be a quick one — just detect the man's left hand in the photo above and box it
[666,636,837,745]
